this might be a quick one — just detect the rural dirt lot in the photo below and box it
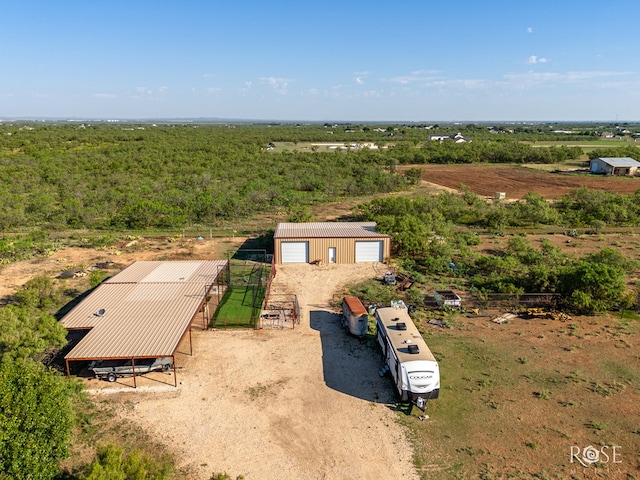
[0,238,417,479]
[4,158,640,479]
[81,262,419,480]
[406,164,640,199]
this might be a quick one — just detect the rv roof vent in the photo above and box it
[396,322,407,330]
[408,344,420,354]
[392,317,400,322]
[93,308,106,317]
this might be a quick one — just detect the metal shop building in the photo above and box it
[273,222,391,264]
[61,260,227,387]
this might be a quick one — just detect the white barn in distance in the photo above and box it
[589,157,640,176]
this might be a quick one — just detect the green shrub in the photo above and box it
[83,444,173,480]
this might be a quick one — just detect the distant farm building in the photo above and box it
[273,222,391,264]
[61,260,227,386]
[428,133,472,143]
[589,157,640,176]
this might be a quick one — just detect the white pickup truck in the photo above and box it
[88,358,172,382]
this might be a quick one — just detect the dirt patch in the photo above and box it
[0,236,246,302]
[84,263,418,480]
[403,164,640,200]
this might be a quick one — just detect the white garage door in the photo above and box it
[355,241,383,262]
[281,242,309,263]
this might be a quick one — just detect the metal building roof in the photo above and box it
[104,260,224,284]
[62,260,227,361]
[595,157,640,167]
[274,222,390,239]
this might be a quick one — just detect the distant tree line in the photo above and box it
[378,139,584,165]
[0,124,410,231]
[2,123,637,232]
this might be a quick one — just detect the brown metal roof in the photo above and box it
[104,260,224,284]
[274,222,390,239]
[343,296,368,317]
[62,260,227,361]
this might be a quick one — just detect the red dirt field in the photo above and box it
[407,164,640,199]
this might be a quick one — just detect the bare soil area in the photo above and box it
[83,263,418,480]
[403,164,640,199]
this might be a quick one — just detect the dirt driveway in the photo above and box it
[96,263,418,480]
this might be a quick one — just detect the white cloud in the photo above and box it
[205,87,221,96]
[260,77,291,94]
[387,70,442,84]
[27,91,49,98]
[425,78,491,89]
[527,55,549,64]
[527,27,533,33]
[358,90,380,97]
[202,73,216,78]
[503,70,632,88]
[354,71,369,85]
[93,93,117,99]
[308,88,320,96]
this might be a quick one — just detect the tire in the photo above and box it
[107,372,117,382]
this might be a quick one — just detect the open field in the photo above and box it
[408,164,640,200]
[416,310,640,479]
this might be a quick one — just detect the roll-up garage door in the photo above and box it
[281,242,309,263]
[355,241,383,262]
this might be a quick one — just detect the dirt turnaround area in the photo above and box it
[89,263,418,480]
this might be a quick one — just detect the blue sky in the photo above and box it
[2,1,639,122]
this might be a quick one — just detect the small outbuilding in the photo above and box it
[273,222,391,264]
[589,157,640,176]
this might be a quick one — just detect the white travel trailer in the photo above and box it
[375,306,440,403]
[342,296,369,338]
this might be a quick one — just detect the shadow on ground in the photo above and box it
[310,309,394,403]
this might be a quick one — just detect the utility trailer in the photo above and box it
[342,296,369,338]
[88,357,172,382]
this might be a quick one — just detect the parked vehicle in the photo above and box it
[434,289,461,308]
[342,296,369,338]
[375,306,440,404]
[88,357,172,382]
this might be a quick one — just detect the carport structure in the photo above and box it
[61,260,228,387]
